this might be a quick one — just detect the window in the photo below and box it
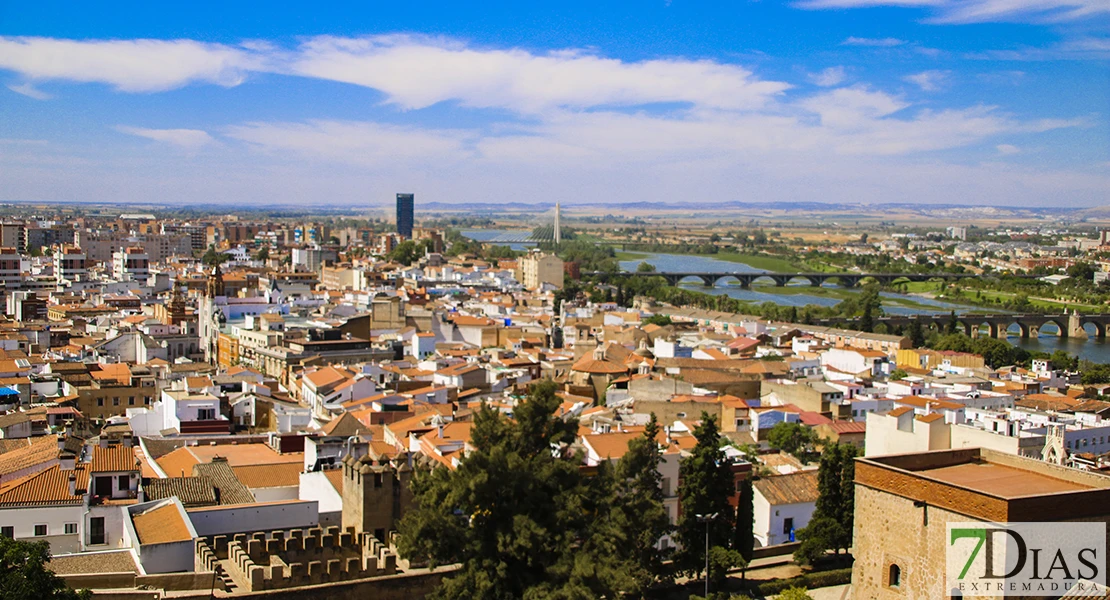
[64,523,77,535]
[112,397,119,406]
[889,564,902,588]
[89,517,105,545]
[783,517,794,535]
[1,526,12,538]
[97,398,104,407]
[197,408,216,420]
[34,524,47,537]
[117,475,128,491]
[128,396,135,406]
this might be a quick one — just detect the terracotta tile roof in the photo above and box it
[824,421,867,434]
[143,476,217,508]
[155,447,201,478]
[0,438,30,455]
[0,434,59,477]
[753,470,819,506]
[48,550,137,575]
[192,460,255,506]
[323,469,344,494]
[90,444,139,473]
[583,432,642,460]
[232,463,303,489]
[571,355,628,375]
[0,464,85,507]
[320,412,368,437]
[887,406,914,418]
[132,502,193,544]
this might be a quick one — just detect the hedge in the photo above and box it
[754,568,853,596]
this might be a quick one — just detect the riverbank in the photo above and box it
[615,249,802,272]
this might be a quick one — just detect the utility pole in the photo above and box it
[696,512,718,598]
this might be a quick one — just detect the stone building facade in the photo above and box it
[852,448,1110,600]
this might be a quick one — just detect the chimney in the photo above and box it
[67,474,76,496]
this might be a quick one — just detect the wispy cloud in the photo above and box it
[115,126,214,149]
[798,0,1110,23]
[287,35,791,113]
[6,82,51,100]
[903,70,950,91]
[808,66,848,86]
[996,144,1021,155]
[965,37,1110,60]
[0,37,262,92]
[841,36,907,46]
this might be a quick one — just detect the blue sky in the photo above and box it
[0,0,1107,207]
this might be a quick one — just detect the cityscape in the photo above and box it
[1,2,1109,600]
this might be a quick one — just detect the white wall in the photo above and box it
[753,495,816,547]
[0,505,83,554]
[299,471,342,526]
[186,500,318,537]
[250,485,300,503]
[122,499,197,574]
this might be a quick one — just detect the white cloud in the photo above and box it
[6,82,51,100]
[115,126,214,149]
[224,120,472,166]
[841,36,908,46]
[997,144,1021,154]
[287,35,791,113]
[903,69,950,91]
[0,37,260,92]
[808,66,848,86]
[797,0,1110,23]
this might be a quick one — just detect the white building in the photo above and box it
[752,470,819,547]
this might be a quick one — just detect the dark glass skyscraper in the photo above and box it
[396,193,414,239]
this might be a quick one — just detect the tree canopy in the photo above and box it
[397,381,673,599]
[0,537,91,600]
[794,443,859,565]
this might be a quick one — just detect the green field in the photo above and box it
[712,252,803,272]
[614,251,650,261]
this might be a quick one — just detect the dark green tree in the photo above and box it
[794,443,859,565]
[614,413,672,595]
[676,414,737,580]
[397,380,641,599]
[636,261,657,273]
[766,422,817,462]
[386,240,420,266]
[0,537,91,600]
[907,319,926,348]
[945,311,960,335]
[733,478,755,577]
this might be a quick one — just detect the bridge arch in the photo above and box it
[672,274,712,286]
[783,275,819,287]
[1041,319,1068,337]
[749,275,779,287]
[711,275,745,287]
[1081,321,1105,338]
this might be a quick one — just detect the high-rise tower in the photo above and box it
[396,193,414,239]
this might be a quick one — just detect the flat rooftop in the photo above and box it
[925,461,1092,498]
[856,448,1110,522]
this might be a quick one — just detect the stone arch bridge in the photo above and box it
[586,271,983,288]
[815,312,1110,339]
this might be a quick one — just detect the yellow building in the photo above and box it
[519,252,564,291]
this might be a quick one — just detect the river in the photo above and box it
[618,252,1110,363]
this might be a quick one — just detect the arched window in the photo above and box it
[889,564,902,588]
